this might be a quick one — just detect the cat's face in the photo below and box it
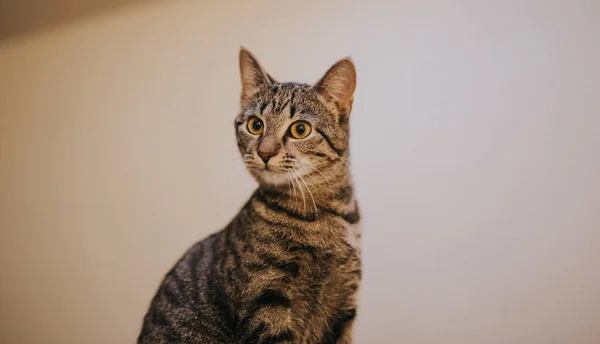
[235,48,356,187]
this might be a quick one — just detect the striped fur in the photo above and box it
[138,48,361,344]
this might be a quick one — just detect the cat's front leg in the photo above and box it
[238,289,296,343]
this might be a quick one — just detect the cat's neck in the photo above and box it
[258,163,355,215]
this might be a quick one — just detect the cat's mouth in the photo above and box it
[246,163,305,186]
[260,165,290,174]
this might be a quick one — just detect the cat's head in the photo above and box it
[235,48,356,188]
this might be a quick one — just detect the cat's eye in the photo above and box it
[288,121,312,139]
[247,116,264,135]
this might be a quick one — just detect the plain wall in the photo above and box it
[1,1,599,343]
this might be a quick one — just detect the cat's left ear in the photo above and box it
[239,47,276,107]
[313,57,356,117]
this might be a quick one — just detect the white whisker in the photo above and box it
[298,161,331,182]
[287,170,300,209]
[339,157,351,168]
[286,170,297,197]
[285,171,292,196]
[292,170,306,213]
[296,161,334,192]
[294,170,318,217]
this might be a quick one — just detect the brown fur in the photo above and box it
[138,47,360,344]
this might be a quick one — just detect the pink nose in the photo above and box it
[258,151,277,164]
[257,137,280,164]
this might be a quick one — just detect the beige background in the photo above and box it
[1,1,599,343]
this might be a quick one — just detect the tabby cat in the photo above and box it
[138,47,361,344]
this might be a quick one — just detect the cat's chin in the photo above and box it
[251,168,295,187]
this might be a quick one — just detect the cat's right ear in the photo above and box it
[239,47,276,107]
[313,57,356,117]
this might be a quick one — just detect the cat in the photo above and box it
[138,47,361,344]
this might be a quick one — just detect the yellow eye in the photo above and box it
[289,121,312,139]
[247,116,264,135]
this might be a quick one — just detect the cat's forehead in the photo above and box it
[244,83,328,121]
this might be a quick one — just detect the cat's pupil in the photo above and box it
[252,119,263,131]
[295,123,305,135]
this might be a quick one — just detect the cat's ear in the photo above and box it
[313,57,356,115]
[239,47,276,106]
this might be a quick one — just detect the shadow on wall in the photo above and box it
[0,0,160,42]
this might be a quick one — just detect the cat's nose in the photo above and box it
[257,137,280,165]
[258,151,277,164]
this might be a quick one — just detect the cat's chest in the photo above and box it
[291,220,361,293]
[289,223,361,342]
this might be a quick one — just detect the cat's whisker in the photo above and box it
[300,161,331,183]
[296,161,334,192]
[284,171,292,195]
[338,156,351,168]
[286,170,296,198]
[243,161,261,169]
[291,170,306,213]
[286,170,299,208]
[294,170,318,216]
[302,169,334,194]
